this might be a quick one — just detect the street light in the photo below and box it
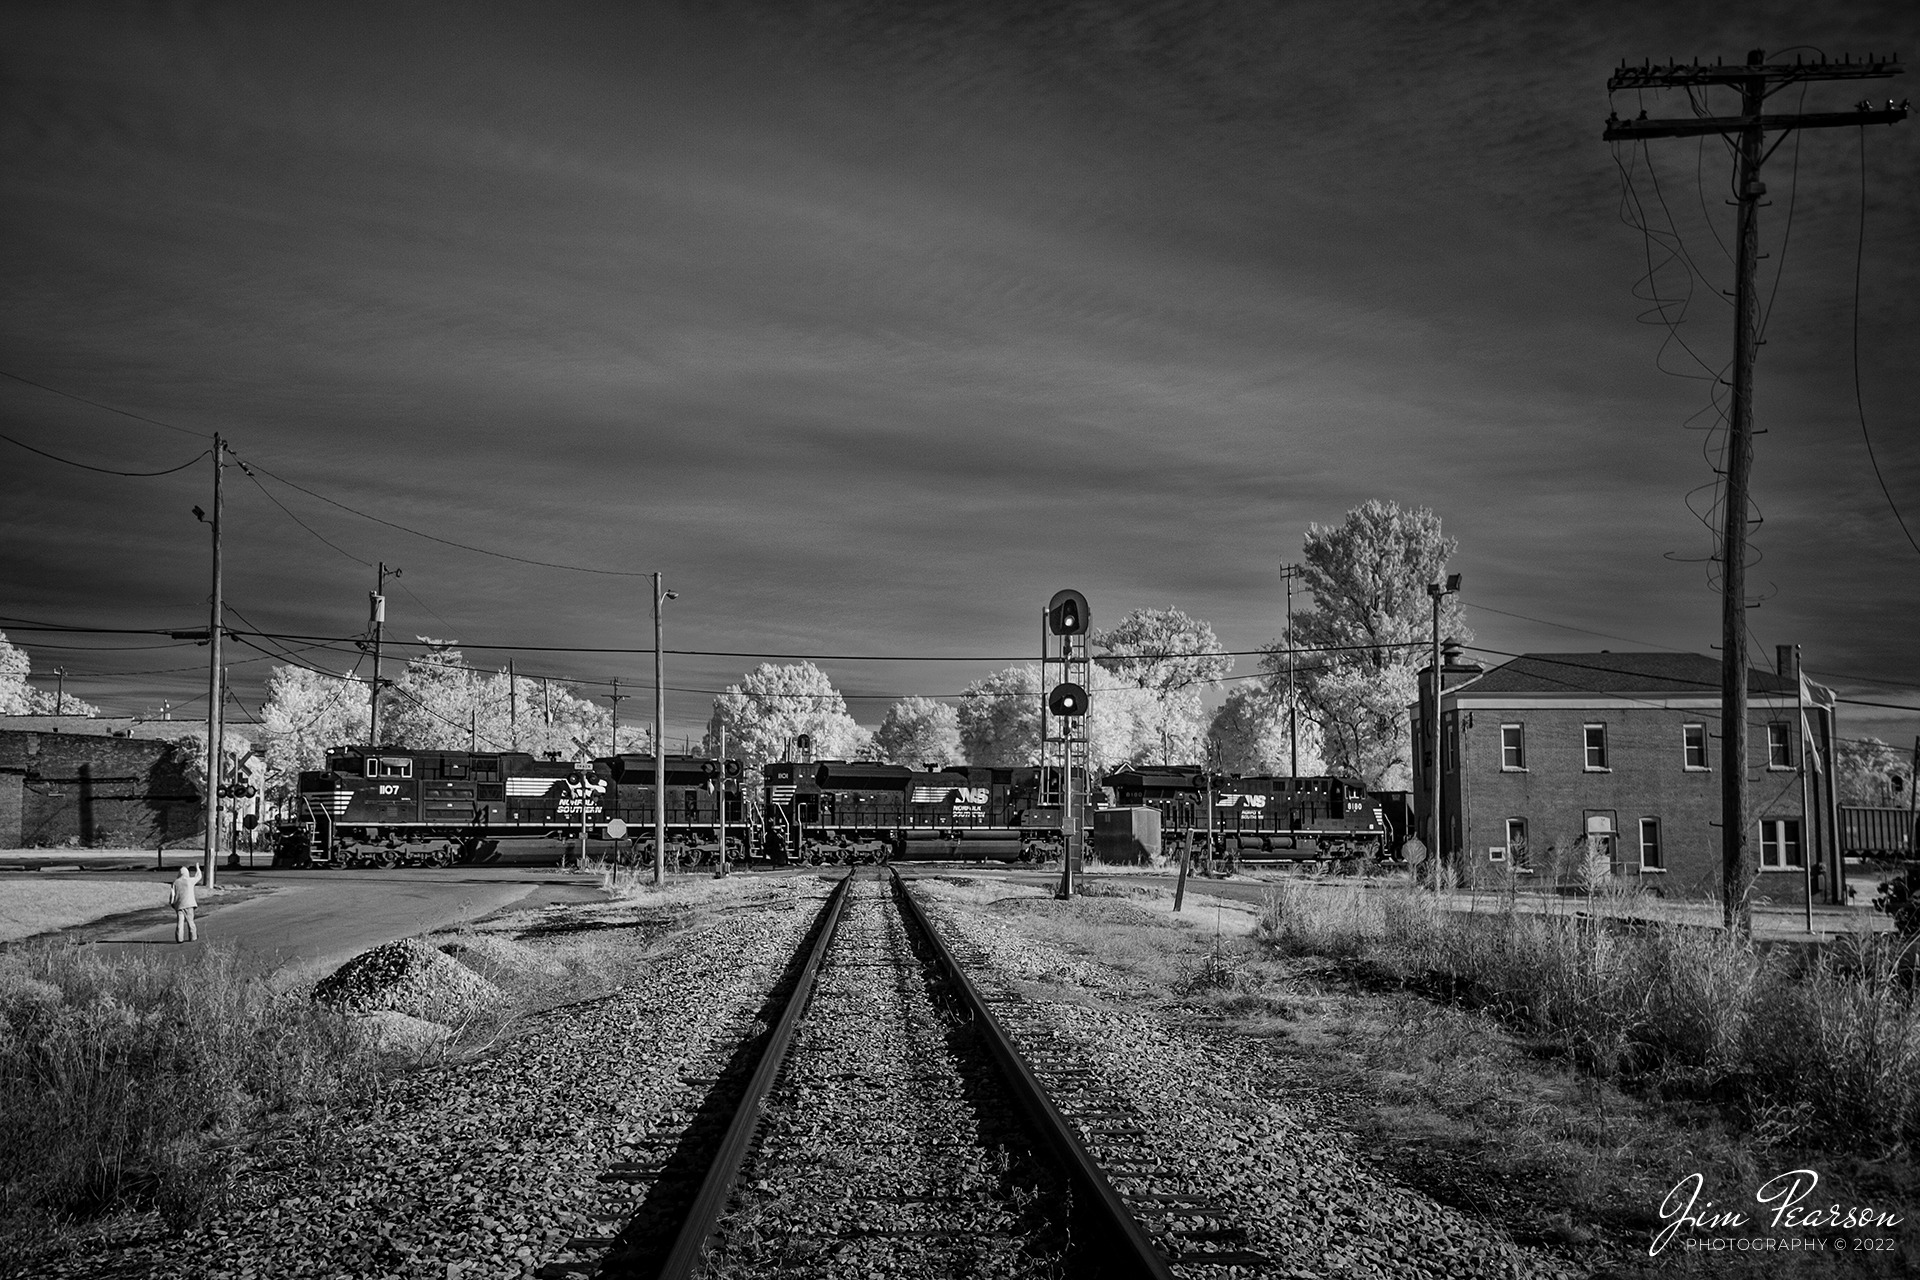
[1425,573,1462,888]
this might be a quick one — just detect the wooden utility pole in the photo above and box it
[201,437,224,888]
[1793,645,1814,934]
[1605,50,1906,933]
[507,658,516,748]
[1279,565,1303,781]
[653,574,676,885]
[717,721,729,877]
[605,677,629,755]
[368,562,399,745]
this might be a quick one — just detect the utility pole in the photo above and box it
[368,562,400,746]
[1793,645,1814,934]
[1425,575,1461,888]
[1606,50,1907,933]
[1278,564,1303,780]
[605,677,629,755]
[652,574,677,885]
[53,667,65,716]
[507,658,516,748]
[717,721,728,877]
[201,436,225,888]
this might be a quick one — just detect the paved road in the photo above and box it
[86,868,606,979]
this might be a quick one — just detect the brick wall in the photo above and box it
[0,732,202,848]
[1446,704,1817,903]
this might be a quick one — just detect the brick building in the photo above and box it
[0,716,207,848]
[1413,650,1839,904]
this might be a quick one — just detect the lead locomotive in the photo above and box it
[281,747,746,868]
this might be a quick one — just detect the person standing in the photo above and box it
[171,864,201,944]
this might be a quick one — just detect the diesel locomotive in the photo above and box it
[1103,767,1395,862]
[281,742,1399,870]
[280,746,747,868]
[761,761,1071,863]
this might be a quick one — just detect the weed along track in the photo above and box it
[573,869,1180,1280]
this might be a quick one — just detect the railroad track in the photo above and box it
[550,868,1198,1280]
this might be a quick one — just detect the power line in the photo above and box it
[0,430,208,477]
[0,368,215,439]
[236,462,374,568]
[1851,126,1920,559]
[240,455,653,578]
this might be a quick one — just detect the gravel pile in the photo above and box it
[910,882,1579,1280]
[703,876,1074,1279]
[438,932,566,977]
[313,938,504,1025]
[32,878,828,1280]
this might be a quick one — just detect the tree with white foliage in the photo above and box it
[1092,608,1230,766]
[1265,501,1467,790]
[957,663,1151,772]
[256,664,369,801]
[0,631,101,716]
[873,696,963,769]
[703,662,870,785]
[957,665,1042,767]
[1209,684,1325,777]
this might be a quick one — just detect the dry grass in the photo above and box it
[0,870,758,1259]
[1252,879,1920,1152]
[0,942,383,1252]
[0,880,173,942]
[932,874,1917,1274]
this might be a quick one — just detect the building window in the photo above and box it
[1584,724,1609,770]
[1683,724,1708,770]
[1767,722,1792,769]
[1505,817,1529,869]
[1760,818,1802,869]
[1639,817,1663,870]
[1501,724,1525,770]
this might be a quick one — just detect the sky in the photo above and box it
[2,0,1916,753]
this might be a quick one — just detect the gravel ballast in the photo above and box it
[28,876,830,1280]
[906,877,1579,1280]
[703,875,1074,1279]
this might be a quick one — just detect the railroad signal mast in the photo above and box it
[1604,50,1907,934]
[1042,589,1090,900]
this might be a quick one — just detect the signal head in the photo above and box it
[1047,588,1090,636]
[1047,681,1088,718]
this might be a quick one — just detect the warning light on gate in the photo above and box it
[1047,682,1088,718]
[1047,588,1089,636]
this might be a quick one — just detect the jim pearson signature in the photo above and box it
[1653,1169,1904,1256]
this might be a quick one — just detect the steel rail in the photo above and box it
[889,869,1177,1280]
[651,870,854,1280]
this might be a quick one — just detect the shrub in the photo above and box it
[0,943,382,1244]
[1872,872,1920,937]
[1252,881,1920,1151]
